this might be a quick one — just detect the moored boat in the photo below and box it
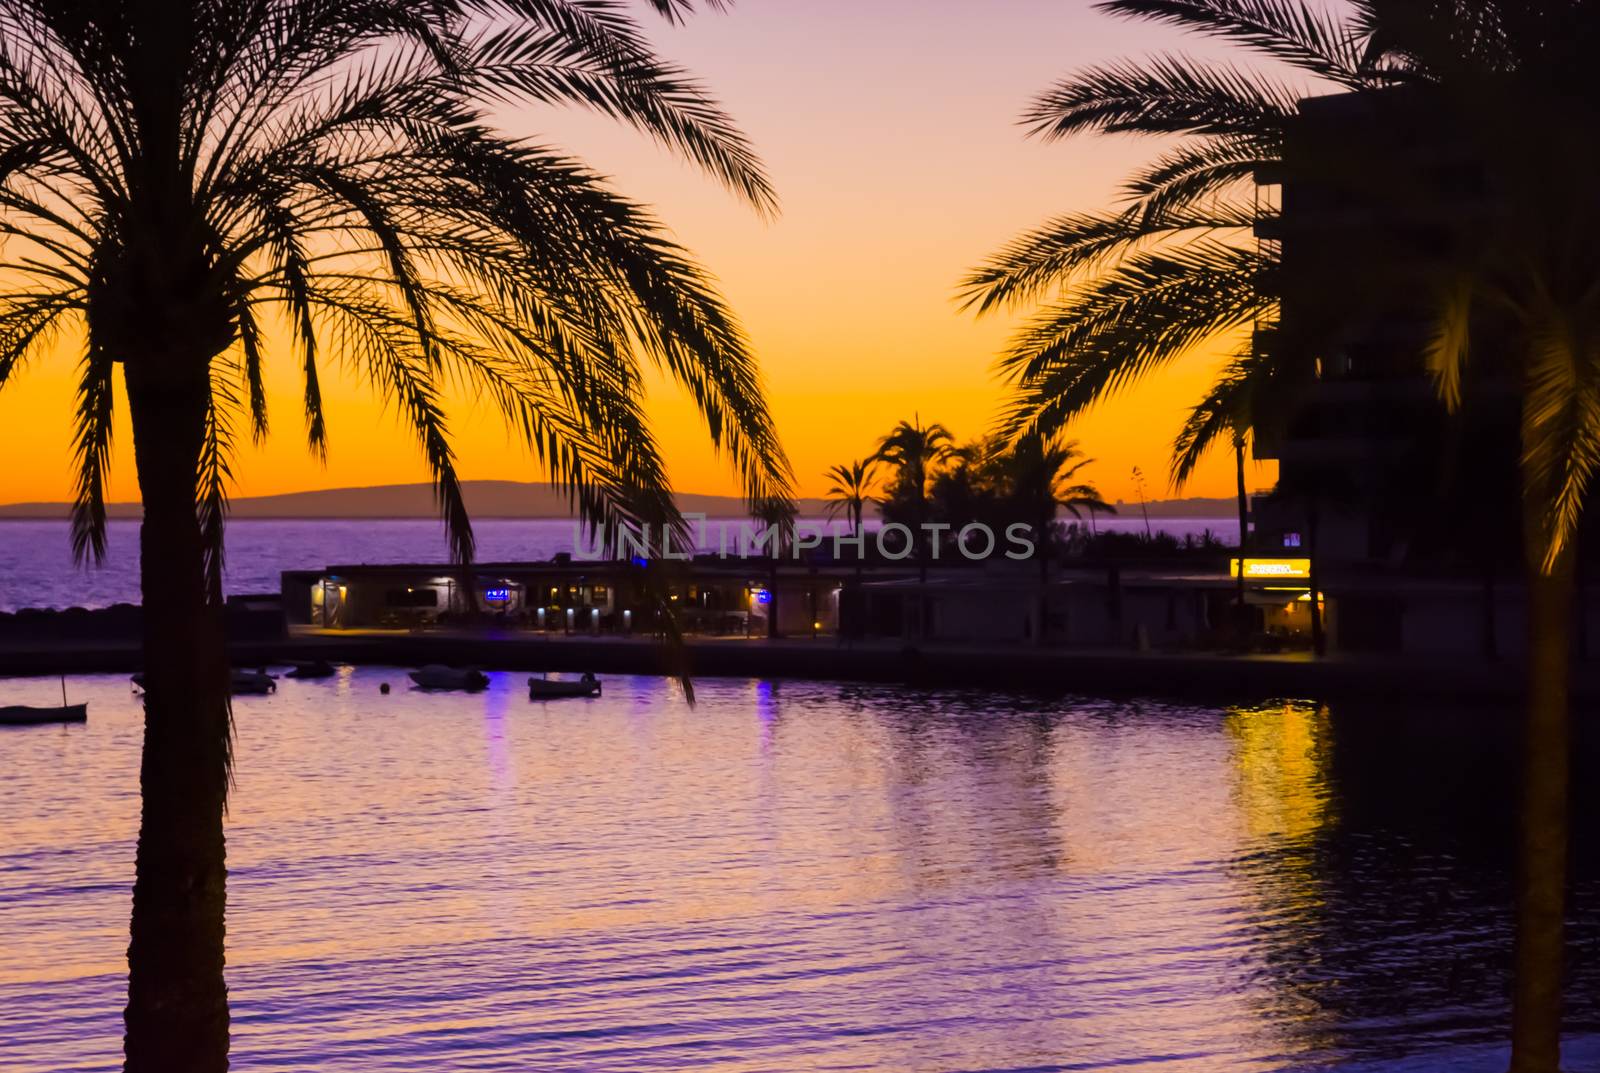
[131,669,277,695]
[232,669,278,695]
[285,659,338,680]
[409,665,491,691]
[527,674,602,699]
[0,703,87,726]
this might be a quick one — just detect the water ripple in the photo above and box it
[2,675,1599,1071]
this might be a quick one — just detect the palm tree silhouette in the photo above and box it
[873,416,953,586]
[998,435,1109,642]
[0,3,787,1069]
[1172,361,1262,620]
[824,458,877,570]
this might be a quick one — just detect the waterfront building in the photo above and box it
[282,557,872,638]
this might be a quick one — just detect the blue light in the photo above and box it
[753,588,772,605]
[484,587,511,604]
[631,556,649,569]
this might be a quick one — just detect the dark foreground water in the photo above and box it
[0,516,1240,611]
[2,674,1598,1072]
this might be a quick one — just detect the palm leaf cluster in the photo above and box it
[0,0,791,591]
[961,0,1383,487]
[873,417,953,511]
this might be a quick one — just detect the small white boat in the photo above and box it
[409,665,490,691]
[527,674,602,699]
[130,669,277,696]
[0,703,87,727]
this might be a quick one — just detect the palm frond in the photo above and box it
[644,0,731,23]
[1096,0,1367,84]
[1522,311,1600,572]
[69,347,114,566]
[238,304,269,443]
[199,362,240,603]
[960,200,1256,313]
[309,289,475,563]
[1120,136,1273,221]
[1170,348,1259,487]
[1426,272,1474,411]
[1024,54,1302,140]
[0,289,76,390]
[999,239,1269,383]
[476,0,775,212]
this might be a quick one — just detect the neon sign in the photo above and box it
[1230,558,1312,580]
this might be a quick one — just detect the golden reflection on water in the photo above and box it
[1225,701,1335,847]
[1223,701,1340,1059]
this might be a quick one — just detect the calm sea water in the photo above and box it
[2,674,1599,1071]
[0,517,1239,612]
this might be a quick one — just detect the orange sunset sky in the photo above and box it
[0,0,1279,507]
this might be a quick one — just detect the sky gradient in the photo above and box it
[0,0,1276,507]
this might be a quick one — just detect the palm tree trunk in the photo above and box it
[914,491,928,640]
[1235,437,1248,611]
[1307,498,1324,656]
[1510,505,1576,1073]
[1036,515,1050,646]
[122,362,231,1073]
[766,558,779,640]
[853,505,865,583]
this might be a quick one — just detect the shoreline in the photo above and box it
[0,629,1548,707]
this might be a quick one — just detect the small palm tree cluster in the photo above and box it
[823,417,1110,572]
[924,432,1111,563]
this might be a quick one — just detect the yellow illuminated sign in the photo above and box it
[1230,558,1312,580]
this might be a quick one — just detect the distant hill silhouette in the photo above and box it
[1109,495,1250,518]
[0,481,830,520]
[0,482,1249,521]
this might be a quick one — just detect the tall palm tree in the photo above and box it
[1171,352,1268,617]
[1002,435,1110,573]
[873,415,953,584]
[824,458,877,539]
[824,457,877,572]
[0,2,788,1069]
